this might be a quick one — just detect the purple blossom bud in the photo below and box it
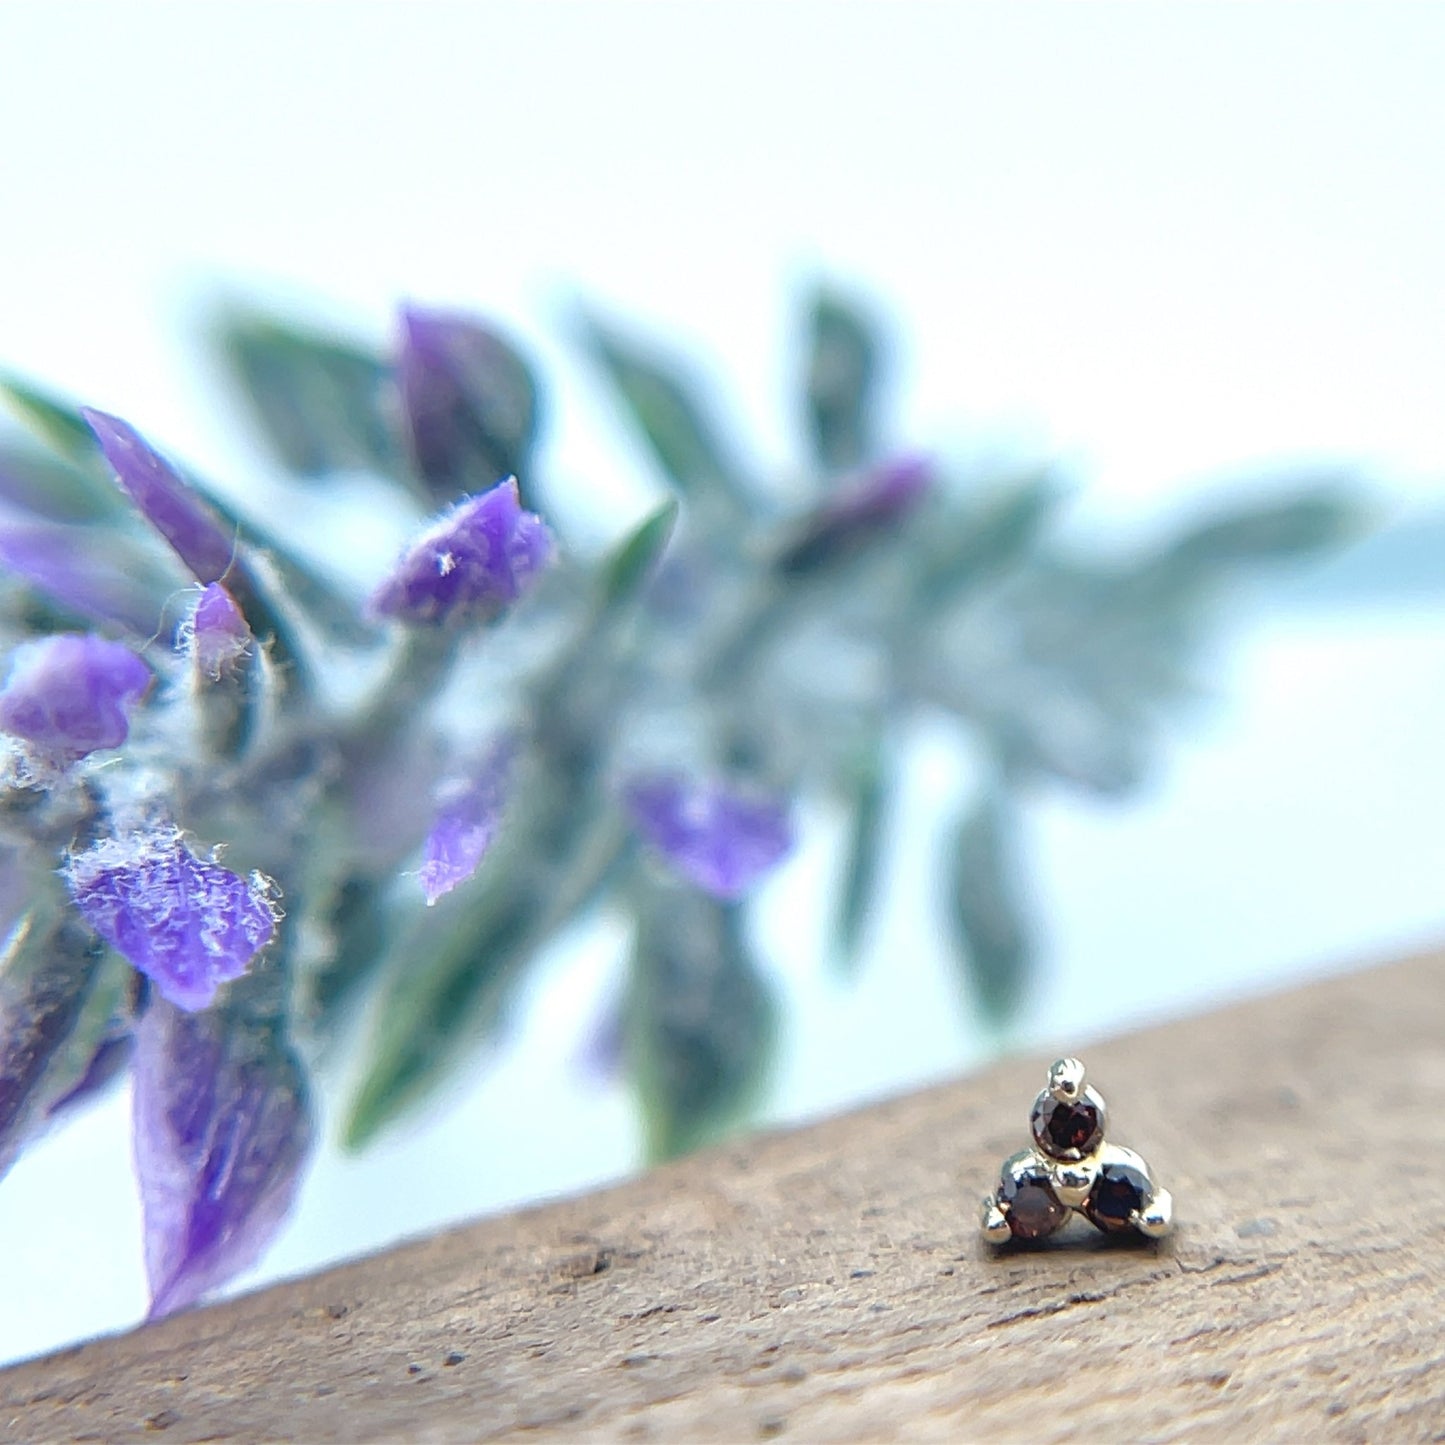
[65,831,278,1012]
[185,582,251,679]
[368,478,554,626]
[82,409,237,585]
[134,1000,311,1318]
[0,633,151,763]
[624,773,795,899]
[419,739,514,905]
[398,306,538,496]
[0,518,163,633]
[777,453,935,576]
[827,452,933,526]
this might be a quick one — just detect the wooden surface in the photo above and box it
[3,948,1444,1443]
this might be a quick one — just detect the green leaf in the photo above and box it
[574,308,752,516]
[343,796,627,1149]
[0,373,99,464]
[804,287,883,471]
[214,312,398,479]
[343,872,533,1149]
[925,557,1163,796]
[0,441,127,524]
[832,731,890,974]
[1156,487,1366,576]
[914,471,1062,609]
[598,499,680,613]
[0,896,128,1179]
[303,874,397,1028]
[39,951,133,1113]
[935,487,1367,799]
[946,788,1034,1030]
[626,880,777,1163]
[531,501,685,722]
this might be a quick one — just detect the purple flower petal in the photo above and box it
[82,409,237,585]
[134,999,311,1318]
[0,633,151,763]
[65,831,278,1012]
[186,582,251,679]
[624,773,795,899]
[419,739,514,905]
[369,478,554,627]
[398,306,538,495]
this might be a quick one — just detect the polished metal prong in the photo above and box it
[1134,1188,1174,1239]
[1047,1057,1086,1103]
[979,1193,1011,1245]
[1049,1158,1097,1210]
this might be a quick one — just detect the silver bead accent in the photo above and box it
[1047,1056,1086,1102]
[1048,1158,1098,1209]
[979,1194,1012,1245]
[1136,1189,1174,1240]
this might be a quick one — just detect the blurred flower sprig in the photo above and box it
[0,285,1362,1319]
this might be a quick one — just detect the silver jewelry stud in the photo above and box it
[981,1058,1173,1245]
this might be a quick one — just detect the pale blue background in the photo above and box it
[1,2,1444,1364]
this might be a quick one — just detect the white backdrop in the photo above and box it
[1,2,1443,1364]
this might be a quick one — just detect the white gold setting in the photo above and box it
[981,1058,1173,1246]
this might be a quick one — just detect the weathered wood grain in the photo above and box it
[3,948,1444,1443]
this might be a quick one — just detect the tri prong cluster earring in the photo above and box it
[980,1057,1173,1245]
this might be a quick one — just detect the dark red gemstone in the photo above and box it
[1030,1092,1104,1160]
[1083,1157,1152,1232]
[999,1157,1067,1241]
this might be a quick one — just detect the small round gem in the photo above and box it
[1030,1085,1106,1160]
[1083,1147,1154,1233]
[998,1150,1068,1241]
